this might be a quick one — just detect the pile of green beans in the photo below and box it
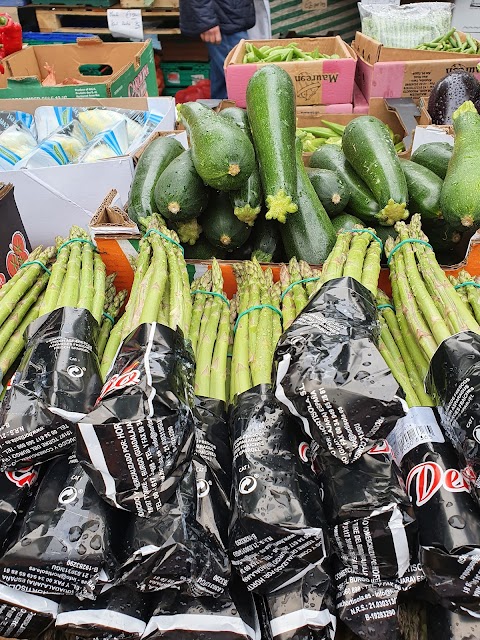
[416,28,480,54]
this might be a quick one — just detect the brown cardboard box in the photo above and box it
[353,31,480,100]
[300,97,431,164]
[0,39,158,99]
[224,37,357,107]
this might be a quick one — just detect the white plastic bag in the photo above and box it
[359,2,453,48]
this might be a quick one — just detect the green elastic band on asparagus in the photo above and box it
[227,352,233,358]
[349,228,384,249]
[386,238,433,265]
[234,304,282,333]
[191,289,230,307]
[19,260,51,275]
[57,237,98,254]
[454,281,480,290]
[280,277,321,301]
[144,228,184,255]
[102,311,115,324]
[377,303,395,313]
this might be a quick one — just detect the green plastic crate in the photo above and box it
[162,86,181,96]
[161,61,210,88]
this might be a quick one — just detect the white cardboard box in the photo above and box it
[0,97,178,246]
[453,0,480,40]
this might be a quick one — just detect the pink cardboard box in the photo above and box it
[353,31,480,101]
[224,37,357,107]
[353,82,368,114]
[297,103,353,115]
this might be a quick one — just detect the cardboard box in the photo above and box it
[353,31,480,101]
[0,184,31,286]
[0,38,158,99]
[300,97,431,164]
[224,37,357,107]
[353,82,369,114]
[1,100,180,248]
[297,103,353,116]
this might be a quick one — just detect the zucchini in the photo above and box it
[172,218,202,245]
[309,146,383,225]
[332,214,364,233]
[219,107,263,226]
[399,158,443,221]
[373,225,397,257]
[128,136,184,223]
[246,66,298,223]
[281,138,336,264]
[251,215,284,263]
[177,102,255,191]
[306,168,350,216]
[154,149,210,222]
[202,191,251,251]
[342,116,408,225]
[410,142,453,179]
[183,236,226,260]
[228,236,255,260]
[441,101,480,230]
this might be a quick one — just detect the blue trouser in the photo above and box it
[207,31,249,99]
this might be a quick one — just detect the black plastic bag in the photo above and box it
[334,560,424,640]
[314,440,417,581]
[56,585,151,639]
[273,277,405,464]
[0,455,117,599]
[77,322,196,517]
[266,565,336,640]
[0,465,39,546]
[0,584,58,639]
[116,462,230,596]
[427,331,480,482]
[229,384,329,594]
[0,307,102,469]
[142,576,259,640]
[425,603,480,639]
[388,406,480,611]
[194,397,231,549]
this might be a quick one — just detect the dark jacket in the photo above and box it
[179,0,255,37]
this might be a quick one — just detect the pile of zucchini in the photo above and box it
[127,66,477,267]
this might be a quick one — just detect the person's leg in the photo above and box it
[207,30,249,99]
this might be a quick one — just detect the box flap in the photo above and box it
[90,189,138,235]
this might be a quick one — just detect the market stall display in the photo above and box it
[4,19,480,639]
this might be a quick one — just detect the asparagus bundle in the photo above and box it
[189,261,231,402]
[377,290,433,408]
[318,226,382,296]
[100,213,192,379]
[0,245,56,381]
[230,259,282,400]
[38,226,106,324]
[97,287,128,361]
[385,214,480,364]
[279,257,321,329]
[448,270,480,325]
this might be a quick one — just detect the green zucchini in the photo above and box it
[154,149,210,222]
[128,136,184,223]
[219,107,263,226]
[306,168,350,216]
[373,225,397,257]
[183,236,227,260]
[281,138,336,264]
[172,218,202,245]
[177,102,255,191]
[251,215,284,262]
[441,101,480,230]
[228,236,255,259]
[246,66,298,223]
[332,214,364,233]
[309,146,383,225]
[202,191,251,251]
[410,142,453,179]
[342,116,408,225]
[399,158,443,221]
